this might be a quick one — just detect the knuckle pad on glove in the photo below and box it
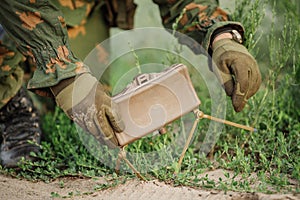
[108,109,125,133]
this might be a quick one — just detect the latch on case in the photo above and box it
[136,74,150,85]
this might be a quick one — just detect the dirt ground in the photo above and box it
[1,169,299,200]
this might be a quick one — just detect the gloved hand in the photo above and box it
[212,38,261,112]
[51,73,124,148]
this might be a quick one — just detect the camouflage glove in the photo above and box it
[212,39,261,112]
[51,73,124,148]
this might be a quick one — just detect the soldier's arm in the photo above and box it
[0,0,124,147]
[0,0,89,96]
[153,0,261,112]
[152,0,244,55]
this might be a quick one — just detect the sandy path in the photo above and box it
[0,172,299,200]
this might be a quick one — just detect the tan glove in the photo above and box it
[212,39,262,112]
[51,73,124,148]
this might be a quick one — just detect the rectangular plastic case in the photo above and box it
[112,64,201,146]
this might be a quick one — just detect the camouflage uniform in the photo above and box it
[0,0,244,107]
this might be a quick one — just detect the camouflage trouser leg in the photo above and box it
[0,30,24,110]
[0,29,56,113]
[0,67,24,109]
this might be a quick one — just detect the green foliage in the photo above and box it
[9,107,115,181]
[232,0,266,52]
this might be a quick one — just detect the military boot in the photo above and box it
[0,87,41,168]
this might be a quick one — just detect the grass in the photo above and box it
[1,0,299,196]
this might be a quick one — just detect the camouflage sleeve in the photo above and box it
[152,0,245,55]
[0,0,89,96]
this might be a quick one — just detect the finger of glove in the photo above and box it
[98,106,119,148]
[239,55,261,99]
[231,54,261,112]
[105,102,125,133]
[212,52,235,96]
[95,83,125,132]
[215,60,235,96]
[223,80,234,96]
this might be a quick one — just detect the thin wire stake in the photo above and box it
[115,150,122,175]
[196,110,256,132]
[176,111,200,174]
[116,146,146,180]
